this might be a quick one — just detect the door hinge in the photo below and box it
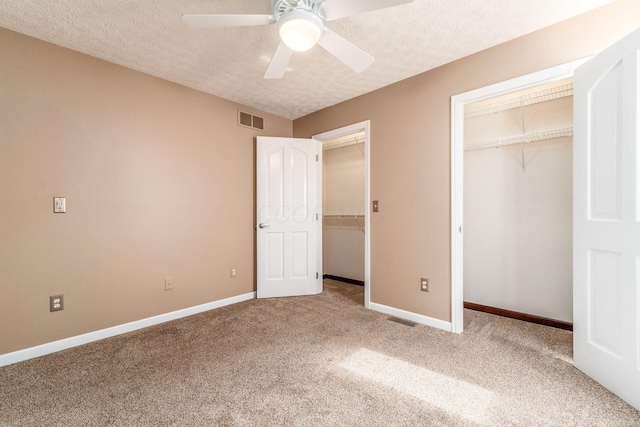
[316,272,319,279]
[316,213,318,220]
[316,154,318,162]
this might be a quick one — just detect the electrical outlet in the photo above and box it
[421,278,429,292]
[50,295,64,312]
[165,277,173,291]
[230,267,237,278]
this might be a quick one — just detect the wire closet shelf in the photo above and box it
[464,127,574,152]
[323,215,365,233]
[464,81,574,155]
[464,83,574,119]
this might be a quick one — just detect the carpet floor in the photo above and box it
[1,279,639,426]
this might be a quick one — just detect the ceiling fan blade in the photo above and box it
[318,29,374,74]
[181,14,274,29]
[321,0,413,21]
[264,43,294,79]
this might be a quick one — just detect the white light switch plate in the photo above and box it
[53,197,66,213]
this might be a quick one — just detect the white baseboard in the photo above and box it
[369,302,452,332]
[0,291,256,367]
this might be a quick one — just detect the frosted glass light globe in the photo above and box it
[278,10,323,52]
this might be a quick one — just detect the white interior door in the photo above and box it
[574,27,640,411]
[256,136,321,298]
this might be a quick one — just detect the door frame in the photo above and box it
[313,120,371,308]
[449,59,589,334]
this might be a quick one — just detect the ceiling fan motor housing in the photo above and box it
[272,0,324,19]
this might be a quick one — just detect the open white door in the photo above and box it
[256,136,321,298]
[574,27,640,411]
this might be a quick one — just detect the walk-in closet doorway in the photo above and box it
[314,121,371,308]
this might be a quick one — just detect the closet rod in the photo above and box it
[464,127,573,152]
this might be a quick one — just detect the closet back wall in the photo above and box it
[323,144,365,282]
[464,96,573,322]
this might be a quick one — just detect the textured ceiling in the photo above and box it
[0,0,614,120]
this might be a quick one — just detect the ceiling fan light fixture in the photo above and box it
[278,10,323,52]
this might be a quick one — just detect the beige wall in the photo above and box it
[0,28,292,355]
[293,0,640,322]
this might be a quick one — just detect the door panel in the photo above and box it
[291,231,309,278]
[574,27,640,411]
[588,249,622,357]
[588,61,623,220]
[291,148,309,220]
[257,137,320,298]
[266,232,285,280]
[267,148,285,221]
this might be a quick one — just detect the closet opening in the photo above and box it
[450,58,587,334]
[462,79,574,330]
[313,121,371,308]
[322,132,365,303]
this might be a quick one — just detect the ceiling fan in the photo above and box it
[182,0,413,79]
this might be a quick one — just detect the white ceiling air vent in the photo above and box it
[238,110,265,131]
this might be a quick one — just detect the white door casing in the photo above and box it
[573,27,640,411]
[450,58,588,334]
[313,120,371,309]
[256,136,321,298]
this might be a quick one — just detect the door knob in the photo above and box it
[258,223,270,229]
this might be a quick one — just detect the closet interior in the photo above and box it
[463,78,573,324]
[322,132,365,289]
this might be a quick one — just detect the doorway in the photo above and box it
[314,121,371,308]
[450,59,588,333]
[463,79,574,328]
